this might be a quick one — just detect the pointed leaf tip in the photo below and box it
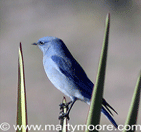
[20,42,22,46]
[106,13,110,25]
[19,42,22,52]
[107,13,110,18]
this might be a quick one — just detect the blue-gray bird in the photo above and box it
[33,36,118,128]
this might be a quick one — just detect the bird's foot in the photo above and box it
[59,101,72,120]
[59,112,70,120]
[59,101,72,111]
[59,103,68,110]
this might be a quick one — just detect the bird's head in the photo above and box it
[33,36,71,58]
[32,36,59,54]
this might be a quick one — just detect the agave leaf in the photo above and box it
[86,13,110,132]
[123,72,141,132]
[16,43,28,132]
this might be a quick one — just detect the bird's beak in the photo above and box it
[32,43,38,45]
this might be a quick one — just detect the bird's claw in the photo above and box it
[59,110,64,114]
[59,101,72,120]
[59,113,70,120]
[59,103,67,110]
[59,101,72,110]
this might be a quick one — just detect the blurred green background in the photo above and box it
[0,0,141,132]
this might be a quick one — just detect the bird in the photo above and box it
[33,36,118,128]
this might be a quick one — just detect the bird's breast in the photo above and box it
[43,57,90,103]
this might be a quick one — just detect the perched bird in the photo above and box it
[33,36,118,128]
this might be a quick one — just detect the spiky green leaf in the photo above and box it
[123,72,141,132]
[86,13,110,132]
[16,43,28,132]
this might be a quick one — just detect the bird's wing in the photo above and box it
[51,55,72,78]
[51,55,93,97]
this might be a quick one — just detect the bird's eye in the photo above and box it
[39,41,44,45]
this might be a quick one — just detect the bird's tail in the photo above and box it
[102,99,118,128]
